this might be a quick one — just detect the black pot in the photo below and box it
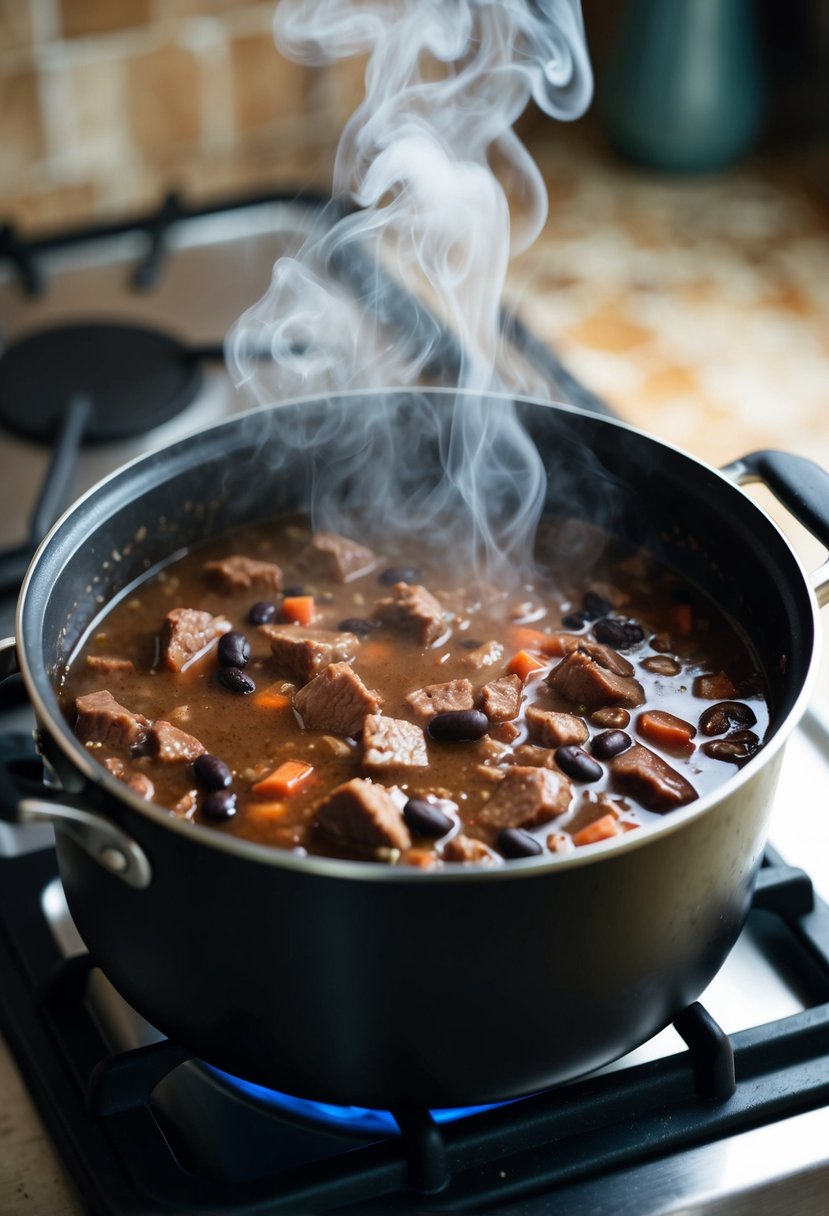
[2,390,828,1109]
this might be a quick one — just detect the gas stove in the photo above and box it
[1,193,828,1215]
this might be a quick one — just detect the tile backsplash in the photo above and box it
[0,0,363,231]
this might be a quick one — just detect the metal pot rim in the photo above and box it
[14,387,822,882]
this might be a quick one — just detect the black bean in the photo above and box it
[202,788,237,821]
[403,798,453,838]
[593,617,644,649]
[497,827,544,859]
[283,584,305,597]
[248,600,277,625]
[460,638,485,649]
[192,753,233,791]
[338,617,378,636]
[702,730,760,766]
[583,590,612,620]
[218,631,251,668]
[592,617,631,648]
[555,745,603,782]
[428,709,489,742]
[641,655,681,676]
[561,611,587,630]
[216,666,255,695]
[378,565,420,586]
[698,700,758,737]
[591,729,632,760]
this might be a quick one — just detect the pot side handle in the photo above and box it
[723,450,829,608]
[0,636,153,890]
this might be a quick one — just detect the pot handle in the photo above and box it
[723,450,829,607]
[0,636,153,890]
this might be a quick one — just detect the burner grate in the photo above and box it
[1,837,828,1214]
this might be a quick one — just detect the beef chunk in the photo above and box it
[510,744,560,769]
[478,765,572,830]
[294,662,382,736]
[525,707,588,748]
[479,674,522,723]
[262,626,360,682]
[405,678,474,722]
[443,834,499,864]
[546,649,644,710]
[314,778,411,854]
[203,554,283,594]
[555,635,635,677]
[609,744,697,811]
[75,691,149,751]
[300,532,376,582]
[460,640,504,670]
[147,720,206,764]
[103,757,154,799]
[162,608,230,673]
[85,655,135,674]
[373,583,446,645]
[363,714,428,774]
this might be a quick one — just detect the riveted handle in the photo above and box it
[722,450,829,607]
[0,637,152,889]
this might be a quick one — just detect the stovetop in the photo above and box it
[1,191,829,1215]
[1,732,828,1214]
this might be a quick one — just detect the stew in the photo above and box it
[59,518,769,865]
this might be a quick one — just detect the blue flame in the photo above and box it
[206,1066,508,1137]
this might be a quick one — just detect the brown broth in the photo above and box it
[60,517,770,865]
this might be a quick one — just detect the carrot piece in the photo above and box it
[507,627,566,656]
[506,649,546,681]
[253,685,292,711]
[252,760,315,797]
[572,813,622,847]
[670,603,693,636]
[281,595,315,626]
[637,709,696,753]
[693,671,737,700]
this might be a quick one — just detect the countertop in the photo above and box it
[2,126,828,1216]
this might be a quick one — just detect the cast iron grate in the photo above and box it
[1,818,828,1214]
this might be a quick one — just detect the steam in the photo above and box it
[227,0,592,581]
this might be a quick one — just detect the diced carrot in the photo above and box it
[572,813,622,847]
[637,709,696,753]
[694,671,737,700]
[253,685,292,711]
[670,603,693,636]
[506,649,546,681]
[507,626,566,656]
[252,760,315,797]
[281,595,315,626]
[245,800,289,825]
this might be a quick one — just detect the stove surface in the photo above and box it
[1,193,828,1215]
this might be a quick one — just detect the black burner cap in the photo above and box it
[0,322,204,444]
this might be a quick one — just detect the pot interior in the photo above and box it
[20,390,815,739]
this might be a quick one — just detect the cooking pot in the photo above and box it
[2,389,828,1110]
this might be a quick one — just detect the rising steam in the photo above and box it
[227,0,592,582]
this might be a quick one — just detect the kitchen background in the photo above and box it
[0,1,828,1212]
[1,0,827,467]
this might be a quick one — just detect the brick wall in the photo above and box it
[0,0,364,232]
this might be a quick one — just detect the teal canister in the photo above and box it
[598,0,767,171]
